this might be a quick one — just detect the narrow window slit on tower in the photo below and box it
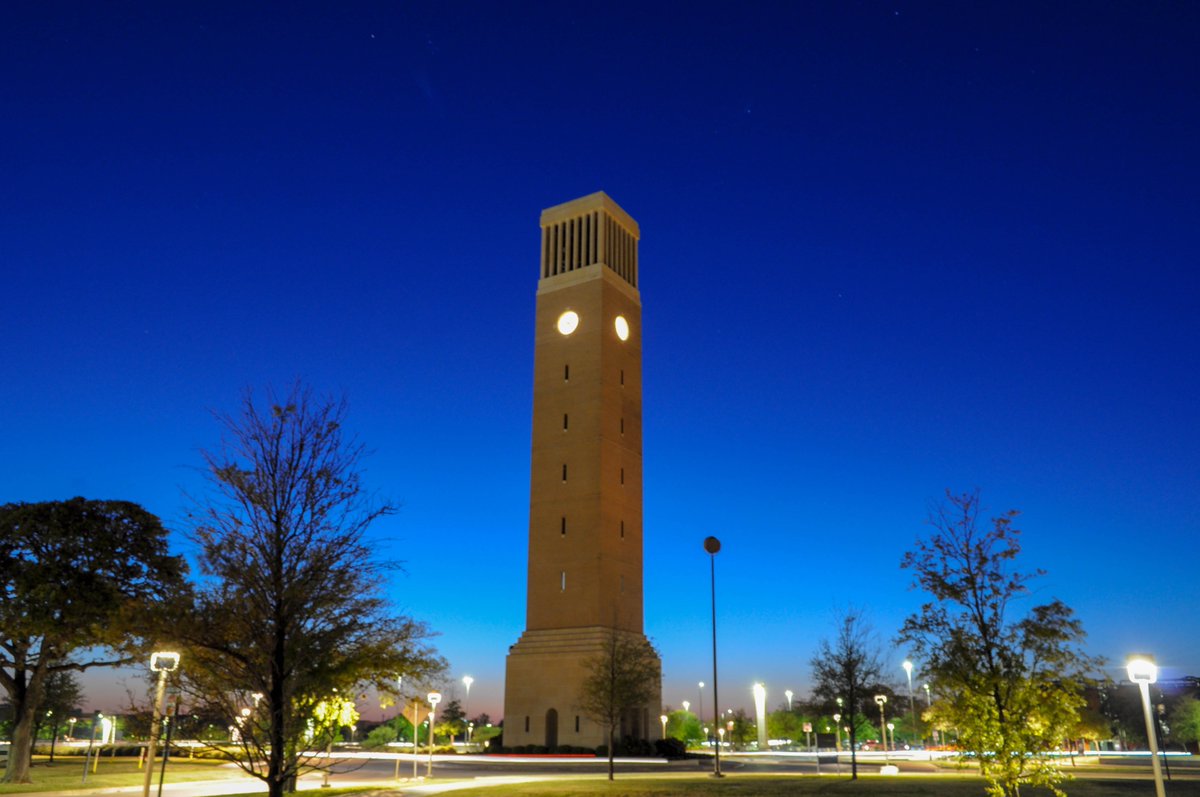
[561,571,566,591]
[564,364,569,381]
[575,716,580,732]
[561,516,566,536]
[620,369,625,386]
[620,520,625,539]
[563,413,569,430]
[562,463,567,481]
[620,467,625,485]
[620,417,624,434]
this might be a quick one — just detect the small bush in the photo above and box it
[655,737,687,758]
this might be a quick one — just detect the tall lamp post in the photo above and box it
[461,676,474,745]
[874,695,888,759]
[1127,655,1166,797]
[142,652,180,797]
[704,536,723,777]
[426,692,441,779]
[698,682,705,737]
[785,690,794,711]
[902,660,916,745]
[660,714,668,739]
[752,683,768,751]
[832,713,842,752]
[410,698,421,780]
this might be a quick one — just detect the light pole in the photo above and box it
[68,717,77,740]
[704,536,723,777]
[698,682,705,736]
[887,722,895,751]
[1127,655,1166,797]
[660,714,669,739]
[903,660,916,745]
[785,690,794,711]
[142,652,180,797]
[462,676,474,740]
[752,683,768,750]
[874,694,888,759]
[410,698,421,780]
[426,692,441,779]
[923,683,931,708]
[832,713,842,752]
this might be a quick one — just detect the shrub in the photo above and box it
[654,738,687,758]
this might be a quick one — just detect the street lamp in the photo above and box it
[1127,655,1166,797]
[887,722,895,751]
[660,714,668,739]
[752,683,768,750]
[874,694,888,759]
[923,682,931,708]
[698,682,705,732]
[704,536,723,777]
[682,700,690,714]
[142,651,180,797]
[785,690,794,711]
[902,660,916,745]
[832,713,842,753]
[68,716,77,740]
[462,676,474,737]
[426,691,442,779]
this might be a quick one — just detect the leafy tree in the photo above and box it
[766,709,802,745]
[665,709,702,745]
[363,723,400,750]
[899,490,1097,797]
[438,698,466,742]
[1168,696,1200,752]
[728,708,753,749]
[170,384,444,797]
[0,498,185,783]
[810,608,884,778]
[35,670,83,741]
[576,630,661,780]
[471,722,501,747]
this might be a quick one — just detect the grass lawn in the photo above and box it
[437,774,1200,797]
[0,756,246,794]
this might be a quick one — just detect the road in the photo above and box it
[11,750,1195,797]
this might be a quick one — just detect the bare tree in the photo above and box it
[810,609,884,780]
[576,631,661,780]
[172,384,443,797]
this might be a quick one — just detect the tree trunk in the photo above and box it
[849,725,858,780]
[3,697,38,783]
[608,726,615,780]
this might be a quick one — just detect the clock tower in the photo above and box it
[503,192,661,749]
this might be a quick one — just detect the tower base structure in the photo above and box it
[503,626,660,750]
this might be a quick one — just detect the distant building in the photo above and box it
[503,192,661,749]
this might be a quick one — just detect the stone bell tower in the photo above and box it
[503,192,660,749]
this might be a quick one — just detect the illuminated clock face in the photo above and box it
[614,315,630,341]
[557,310,579,335]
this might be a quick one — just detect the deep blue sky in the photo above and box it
[2,2,1197,721]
